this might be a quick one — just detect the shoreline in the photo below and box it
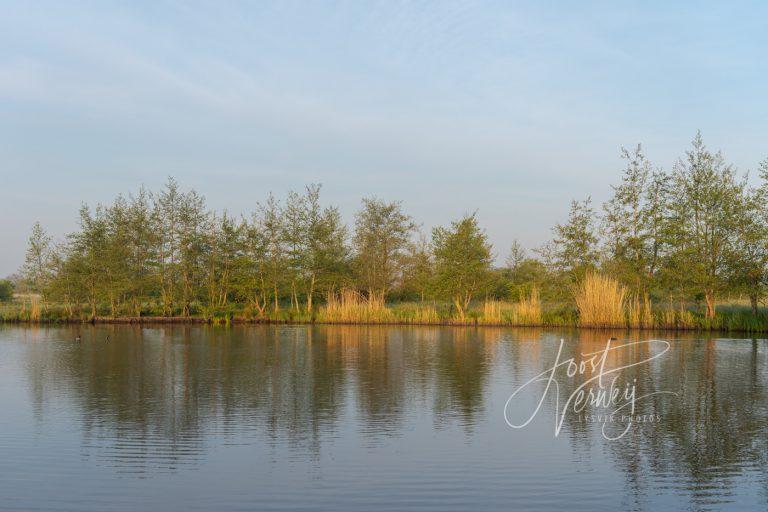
[2,316,768,334]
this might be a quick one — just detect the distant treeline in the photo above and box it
[14,133,768,322]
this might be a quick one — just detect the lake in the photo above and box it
[1,325,766,511]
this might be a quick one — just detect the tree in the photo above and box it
[663,132,744,318]
[602,145,667,293]
[729,159,768,314]
[547,197,599,281]
[301,185,350,312]
[643,169,671,292]
[505,239,527,272]
[102,195,135,316]
[69,204,110,317]
[503,239,550,302]
[155,178,182,315]
[431,213,493,320]
[176,189,208,316]
[506,257,549,302]
[240,213,271,316]
[0,279,13,302]
[400,234,433,302]
[22,222,52,293]
[257,193,286,312]
[276,184,350,313]
[353,198,415,297]
[282,189,307,311]
[46,242,87,317]
[124,188,159,315]
[202,212,246,312]
[151,178,209,315]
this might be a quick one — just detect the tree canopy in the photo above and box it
[18,134,768,320]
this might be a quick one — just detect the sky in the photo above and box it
[1,0,767,276]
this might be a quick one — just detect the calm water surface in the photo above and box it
[0,325,766,511]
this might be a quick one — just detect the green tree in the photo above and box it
[46,242,87,317]
[503,240,550,301]
[399,234,433,302]
[602,145,669,293]
[202,212,246,313]
[353,198,415,297]
[431,213,493,320]
[506,258,549,302]
[124,188,159,315]
[22,222,52,293]
[301,184,350,312]
[546,197,599,281]
[663,132,744,317]
[282,189,307,311]
[240,213,271,316]
[505,239,527,272]
[68,204,110,317]
[0,279,14,302]
[154,178,208,316]
[257,193,286,312]
[102,196,136,316]
[177,189,208,316]
[729,159,768,314]
[155,178,182,314]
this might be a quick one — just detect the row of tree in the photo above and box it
[21,178,491,318]
[540,133,768,317]
[20,133,768,318]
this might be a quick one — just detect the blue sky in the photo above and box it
[1,1,767,275]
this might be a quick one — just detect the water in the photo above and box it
[0,325,766,511]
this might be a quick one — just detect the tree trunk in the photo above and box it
[704,289,716,319]
[273,283,279,312]
[750,294,759,316]
[306,274,315,314]
[453,296,465,322]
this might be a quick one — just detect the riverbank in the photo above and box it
[3,302,768,333]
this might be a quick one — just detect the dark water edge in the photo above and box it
[1,324,767,512]
[4,316,768,335]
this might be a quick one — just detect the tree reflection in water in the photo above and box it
[13,324,768,504]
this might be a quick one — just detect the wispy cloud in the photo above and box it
[1,0,766,275]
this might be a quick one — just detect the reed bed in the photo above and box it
[475,288,542,325]
[627,293,653,329]
[478,300,515,325]
[514,287,542,325]
[317,289,394,323]
[391,303,441,324]
[3,287,768,332]
[574,273,627,328]
[656,304,696,329]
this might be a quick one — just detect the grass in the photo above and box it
[627,293,653,329]
[574,273,627,328]
[390,302,441,324]
[1,297,76,322]
[3,282,768,332]
[515,287,542,325]
[317,289,394,323]
[479,287,542,325]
